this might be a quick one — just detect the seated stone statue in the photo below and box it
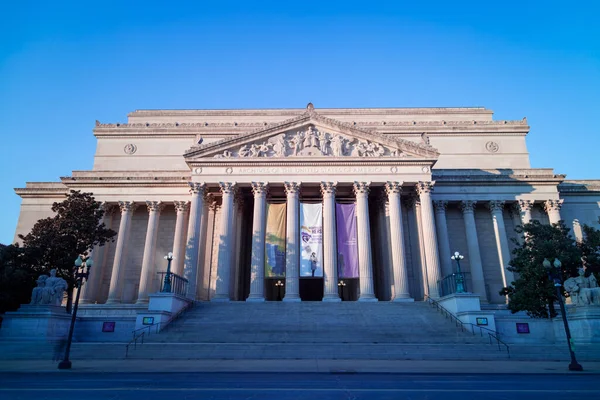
[30,269,68,306]
[564,268,600,306]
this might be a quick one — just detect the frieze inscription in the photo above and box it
[233,166,385,174]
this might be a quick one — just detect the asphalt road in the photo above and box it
[0,372,598,400]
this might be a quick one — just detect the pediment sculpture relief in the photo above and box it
[213,126,406,159]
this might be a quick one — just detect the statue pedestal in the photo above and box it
[555,305,600,343]
[0,305,71,341]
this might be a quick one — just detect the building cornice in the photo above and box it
[433,169,566,186]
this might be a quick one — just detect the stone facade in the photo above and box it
[12,105,600,305]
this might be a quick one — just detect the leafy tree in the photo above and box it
[501,221,582,318]
[0,243,41,315]
[17,191,117,312]
[579,224,600,275]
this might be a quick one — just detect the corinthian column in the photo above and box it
[80,203,116,304]
[417,182,442,299]
[488,201,515,289]
[106,201,136,304]
[354,181,377,301]
[460,200,487,301]
[517,200,534,225]
[321,182,341,302]
[213,182,236,301]
[247,182,268,302]
[172,201,190,276]
[136,201,164,303]
[433,200,452,278]
[183,183,206,300]
[283,182,301,302]
[386,181,412,302]
[544,199,564,225]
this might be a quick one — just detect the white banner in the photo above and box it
[300,203,324,277]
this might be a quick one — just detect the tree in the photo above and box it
[17,191,117,312]
[501,221,582,318]
[579,224,600,275]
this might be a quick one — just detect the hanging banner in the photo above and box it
[336,203,359,278]
[300,203,324,277]
[265,203,286,277]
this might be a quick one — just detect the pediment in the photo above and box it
[184,106,439,161]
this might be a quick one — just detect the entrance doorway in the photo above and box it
[299,278,324,301]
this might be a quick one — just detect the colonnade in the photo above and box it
[80,179,564,305]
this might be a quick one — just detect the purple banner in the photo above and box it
[336,203,359,278]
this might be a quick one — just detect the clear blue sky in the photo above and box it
[1,1,599,244]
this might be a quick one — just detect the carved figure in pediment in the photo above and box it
[239,145,251,157]
[290,131,303,156]
[273,135,287,157]
[249,144,260,157]
[331,135,345,157]
[258,142,272,157]
[318,131,329,155]
[303,126,319,149]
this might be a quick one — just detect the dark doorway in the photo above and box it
[338,278,359,301]
[299,278,324,301]
[265,278,285,301]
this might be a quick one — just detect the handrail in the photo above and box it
[425,295,510,358]
[125,300,195,358]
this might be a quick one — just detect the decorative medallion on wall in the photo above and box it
[225,167,233,175]
[422,166,430,173]
[194,167,203,174]
[485,141,499,153]
[390,166,398,173]
[123,144,137,155]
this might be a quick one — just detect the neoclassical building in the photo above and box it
[13,104,600,306]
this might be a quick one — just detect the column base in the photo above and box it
[105,299,122,305]
[246,296,265,302]
[358,295,378,302]
[392,297,415,303]
[135,299,149,305]
[211,296,231,302]
[282,296,301,302]
[322,295,341,302]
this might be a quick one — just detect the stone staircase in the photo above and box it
[2,301,599,361]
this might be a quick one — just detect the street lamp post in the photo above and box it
[543,258,583,372]
[162,252,174,293]
[58,256,93,370]
[450,251,466,294]
[275,280,284,301]
[338,280,347,301]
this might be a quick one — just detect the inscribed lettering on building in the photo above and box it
[265,203,286,277]
[336,203,359,278]
[299,203,324,277]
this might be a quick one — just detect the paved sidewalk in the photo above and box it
[1,359,599,374]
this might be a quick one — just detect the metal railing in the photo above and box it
[157,271,189,296]
[124,300,195,358]
[425,295,510,357]
[438,272,471,297]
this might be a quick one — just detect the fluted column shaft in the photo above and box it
[136,201,163,303]
[417,182,442,298]
[489,201,515,289]
[80,204,115,304]
[434,201,453,278]
[184,183,206,299]
[247,182,268,302]
[544,199,563,225]
[386,182,412,301]
[460,201,487,300]
[213,182,236,301]
[172,201,190,276]
[283,182,301,302]
[321,182,341,302]
[106,201,136,304]
[354,182,377,301]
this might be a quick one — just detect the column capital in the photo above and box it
[460,200,477,213]
[402,193,420,209]
[320,181,337,196]
[488,200,505,213]
[433,200,448,212]
[101,202,118,216]
[189,182,206,195]
[284,181,301,195]
[118,201,137,213]
[219,182,237,195]
[544,199,564,213]
[174,200,190,212]
[384,181,403,196]
[416,181,435,196]
[251,182,269,196]
[353,181,371,195]
[145,201,165,213]
[518,199,534,212]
